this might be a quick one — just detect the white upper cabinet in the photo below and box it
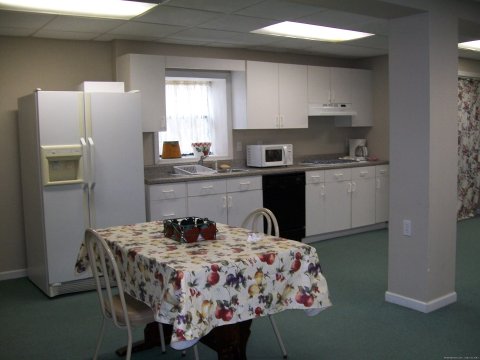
[308,65,373,127]
[308,66,352,104]
[278,63,309,129]
[116,54,166,132]
[335,69,373,127]
[233,61,308,129]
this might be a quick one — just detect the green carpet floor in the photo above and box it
[1,218,479,360]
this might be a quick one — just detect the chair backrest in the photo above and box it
[241,208,280,236]
[85,228,130,329]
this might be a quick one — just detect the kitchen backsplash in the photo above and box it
[143,117,370,166]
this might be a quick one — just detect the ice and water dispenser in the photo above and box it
[41,145,83,186]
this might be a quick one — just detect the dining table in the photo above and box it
[75,220,332,358]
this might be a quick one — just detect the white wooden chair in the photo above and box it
[85,229,199,360]
[241,208,288,359]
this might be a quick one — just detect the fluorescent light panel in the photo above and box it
[252,21,373,42]
[0,0,157,20]
[459,40,480,52]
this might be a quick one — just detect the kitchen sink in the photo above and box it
[173,164,217,175]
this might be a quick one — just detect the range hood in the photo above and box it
[308,103,357,117]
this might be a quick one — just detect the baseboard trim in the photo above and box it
[0,269,27,281]
[385,291,457,313]
[303,222,388,243]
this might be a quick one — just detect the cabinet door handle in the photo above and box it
[163,213,175,217]
[162,189,175,198]
[376,178,381,189]
[239,181,251,190]
[360,171,368,177]
[351,181,356,192]
[201,185,213,194]
[320,184,326,196]
[347,182,352,193]
[334,173,344,180]
[222,195,227,208]
[227,196,233,208]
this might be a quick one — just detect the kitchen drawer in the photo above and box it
[324,168,352,182]
[226,176,262,192]
[148,183,187,200]
[305,170,325,184]
[352,166,374,180]
[376,165,389,177]
[149,198,187,220]
[188,179,226,197]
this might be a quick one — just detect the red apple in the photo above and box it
[222,308,234,321]
[290,259,301,272]
[207,271,220,286]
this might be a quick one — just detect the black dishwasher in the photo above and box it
[262,172,306,241]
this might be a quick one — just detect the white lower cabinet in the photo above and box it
[187,179,228,223]
[305,165,385,237]
[306,171,326,237]
[146,183,187,220]
[323,168,352,233]
[147,176,263,225]
[375,165,389,223]
[187,176,262,225]
[225,177,263,227]
[351,167,376,228]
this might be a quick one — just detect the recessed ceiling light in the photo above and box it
[252,21,373,42]
[458,40,480,52]
[0,0,158,20]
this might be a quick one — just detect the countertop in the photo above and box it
[144,160,389,185]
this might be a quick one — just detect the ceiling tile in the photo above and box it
[137,5,221,26]
[298,9,383,30]
[0,26,36,36]
[198,14,276,32]
[348,35,388,50]
[166,0,263,14]
[34,30,98,40]
[166,27,271,46]
[108,21,184,38]
[0,10,54,28]
[42,16,124,33]
[234,0,324,20]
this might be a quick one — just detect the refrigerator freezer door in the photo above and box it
[85,92,146,228]
[43,184,90,284]
[37,91,85,145]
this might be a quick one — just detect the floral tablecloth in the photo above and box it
[75,221,331,343]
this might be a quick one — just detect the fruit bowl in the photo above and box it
[163,217,217,243]
[192,142,211,156]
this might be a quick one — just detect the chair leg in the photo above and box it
[193,344,200,360]
[126,327,133,360]
[269,315,287,358]
[93,318,106,360]
[158,322,166,353]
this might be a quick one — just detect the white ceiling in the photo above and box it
[0,0,480,60]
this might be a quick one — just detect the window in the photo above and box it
[157,70,232,161]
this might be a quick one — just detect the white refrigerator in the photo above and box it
[17,84,146,297]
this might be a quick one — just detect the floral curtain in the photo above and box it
[457,77,480,220]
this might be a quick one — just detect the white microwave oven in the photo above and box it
[246,144,293,167]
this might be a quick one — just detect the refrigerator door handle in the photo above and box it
[80,137,88,189]
[87,137,96,189]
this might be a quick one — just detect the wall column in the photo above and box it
[386,8,458,312]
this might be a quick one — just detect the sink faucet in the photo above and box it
[198,154,208,165]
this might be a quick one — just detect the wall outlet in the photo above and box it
[403,219,412,236]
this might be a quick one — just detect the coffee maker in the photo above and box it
[349,139,368,159]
